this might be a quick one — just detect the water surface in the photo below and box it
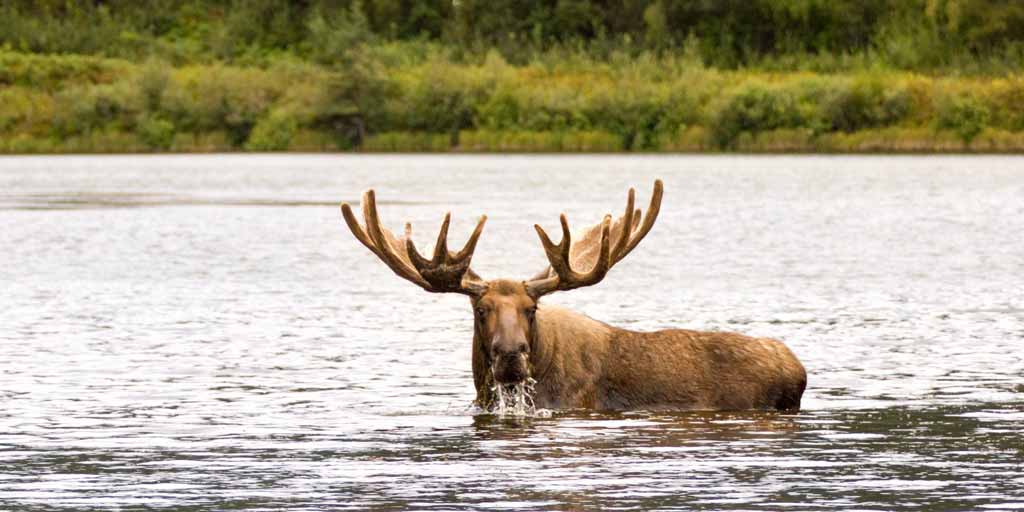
[1,155,1022,510]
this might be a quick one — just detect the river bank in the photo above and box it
[3,49,1024,154]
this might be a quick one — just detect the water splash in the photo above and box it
[490,378,549,417]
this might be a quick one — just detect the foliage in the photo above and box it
[936,92,991,145]
[245,109,299,151]
[0,50,129,89]
[1,1,1024,72]
[2,42,1024,153]
[137,115,176,150]
[819,77,912,133]
[709,84,801,149]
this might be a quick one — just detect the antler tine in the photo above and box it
[534,214,571,278]
[405,222,433,271]
[592,215,612,279]
[359,190,430,287]
[341,201,375,254]
[616,179,663,263]
[454,215,487,263]
[432,212,451,263]
[558,214,573,263]
[610,187,635,260]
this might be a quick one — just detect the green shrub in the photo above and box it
[0,50,129,89]
[936,93,991,145]
[245,110,298,151]
[388,58,487,135]
[163,65,283,146]
[585,85,665,150]
[820,78,912,133]
[654,87,703,140]
[305,2,375,66]
[709,83,800,149]
[138,59,170,112]
[0,3,128,57]
[137,115,175,151]
[475,89,522,131]
[52,82,140,137]
[987,77,1024,131]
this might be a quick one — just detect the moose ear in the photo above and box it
[525,277,558,299]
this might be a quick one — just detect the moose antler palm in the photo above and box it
[339,180,807,412]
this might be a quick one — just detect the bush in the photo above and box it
[585,85,666,150]
[305,2,375,66]
[387,57,488,136]
[820,78,912,133]
[987,77,1024,131]
[0,50,128,89]
[137,59,170,112]
[52,82,140,137]
[245,110,298,151]
[709,83,800,149]
[936,92,991,145]
[475,90,522,131]
[137,115,175,151]
[163,65,283,146]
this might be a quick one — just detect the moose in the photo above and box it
[340,180,806,411]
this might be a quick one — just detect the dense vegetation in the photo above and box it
[2,0,1024,153]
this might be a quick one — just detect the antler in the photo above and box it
[341,190,488,295]
[526,180,663,296]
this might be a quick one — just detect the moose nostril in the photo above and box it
[518,344,528,353]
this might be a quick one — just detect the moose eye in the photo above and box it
[475,307,487,318]
[525,307,537,320]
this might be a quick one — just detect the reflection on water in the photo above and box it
[1,155,1022,510]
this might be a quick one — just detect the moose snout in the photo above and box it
[490,337,529,383]
[491,340,528,359]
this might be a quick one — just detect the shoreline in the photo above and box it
[4,129,1024,155]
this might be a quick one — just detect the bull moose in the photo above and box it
[340,180,806,411]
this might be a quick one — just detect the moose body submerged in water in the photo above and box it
[340,180,806,411]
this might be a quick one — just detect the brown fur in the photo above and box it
[472,281,807,412]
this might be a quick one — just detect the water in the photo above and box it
[1,154,1022,510]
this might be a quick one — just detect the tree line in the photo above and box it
[3,0,1024,70]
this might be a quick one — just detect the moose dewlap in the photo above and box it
[340,180,807,412]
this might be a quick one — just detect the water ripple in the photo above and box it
[1,154,1023,510]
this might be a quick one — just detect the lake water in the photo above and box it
[1,154,1022,510]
